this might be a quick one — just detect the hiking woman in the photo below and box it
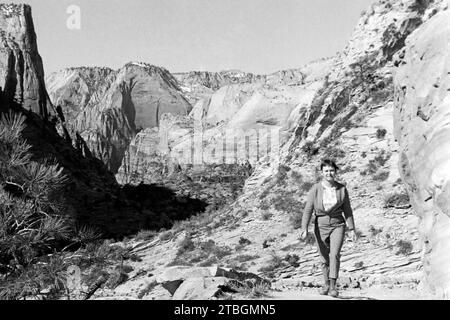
[300,159,357,297]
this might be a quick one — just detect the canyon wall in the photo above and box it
[393,5,450,297]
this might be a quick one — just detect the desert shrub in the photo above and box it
[275,165,290,185]
[360,150,391,176]
[258,254,284,276]
[238,237,252,246]
[322,146,345,159]
[408,0,428,13]
[383,191,410,208]
[172,238,232,266]
[271,194,304,214]
[302,141,319,157]
[200,240,232,259]
[376,128,387,139]
[300,181,314,192]
[339,165,355,174]
[290,171,314,194]
[395,240,413,255]
[225,278,271,298]
[342,118,354,130]
[262,237,275,249]
[284,254,300,267]
[374,150,390,166]
[177,234,195,255]
[134,229,157,242]
[373,170,389,181]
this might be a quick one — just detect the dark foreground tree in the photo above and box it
[0,110,72,267]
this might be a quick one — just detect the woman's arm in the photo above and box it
[343,187,355,230]
[301,185,316,231]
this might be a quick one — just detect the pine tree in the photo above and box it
[0,110,71,267]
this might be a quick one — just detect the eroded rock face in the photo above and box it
[173,70,266,104]
[393,7,450,297]
[173,63,333,106]
[46,62,192,172]
[116,60,327,186]
[0,4,53,117]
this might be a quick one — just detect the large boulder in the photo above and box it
[156,266,218,294]
[171,277,228,300]
[155,266,270,299]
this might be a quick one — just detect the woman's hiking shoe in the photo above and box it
[319,285,330,295]
[329,289,339,298]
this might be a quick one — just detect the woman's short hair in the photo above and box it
[320,159,339,171]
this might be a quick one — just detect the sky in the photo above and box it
[10,0,375,75]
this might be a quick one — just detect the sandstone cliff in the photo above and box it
[393,4,450,297]
[46,62,192,172]
[0,4,53,117]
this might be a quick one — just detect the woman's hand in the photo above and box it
[348,229,358,242]
[300,229,308,240]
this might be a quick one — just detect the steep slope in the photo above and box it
[394,5,450,297]
[46,62,192,172]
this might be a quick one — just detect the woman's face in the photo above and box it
[322,165,336,182]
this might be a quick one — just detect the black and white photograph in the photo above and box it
[0,0,449,307]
